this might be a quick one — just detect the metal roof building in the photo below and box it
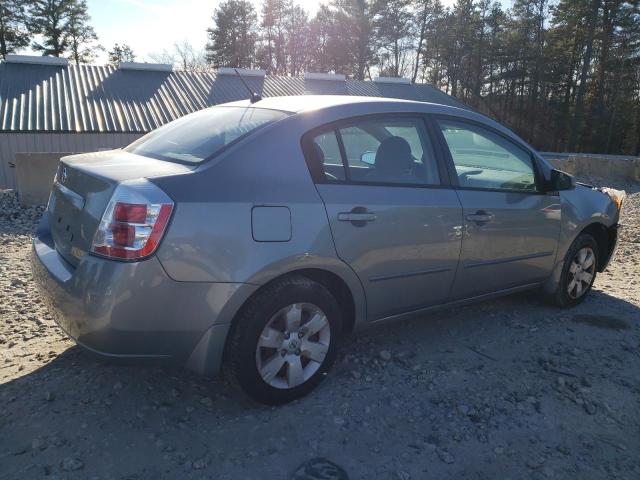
[0,56,467,189]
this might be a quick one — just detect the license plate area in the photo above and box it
[50,186,86,265]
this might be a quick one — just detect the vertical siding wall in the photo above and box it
[0,133,143,189]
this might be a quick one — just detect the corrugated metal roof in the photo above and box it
[0,62,468,133]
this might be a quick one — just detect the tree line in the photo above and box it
[1,0,638,155]
[207,0,640,155]
[0,0,134,66]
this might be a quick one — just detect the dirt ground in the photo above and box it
[1,178,639,480]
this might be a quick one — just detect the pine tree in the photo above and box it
[373,0,414,77]
[206,0,258,69]
[331,0,376,80]
[258,0,288,74]
[307,5,338,73]
[285,4,309,76]
[67,0,99,65]
[28,0,78,57]
[107,43,135,67]
[0,0,30,59]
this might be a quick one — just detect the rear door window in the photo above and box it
[306,117,440,186]
[311,131,345,181]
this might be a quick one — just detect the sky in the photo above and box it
[82,0,459,65]
[84,0,324,64]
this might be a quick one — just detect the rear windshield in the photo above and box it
[125,107,289,163]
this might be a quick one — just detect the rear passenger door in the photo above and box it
[303,115,463,321]
[433,117,561,299]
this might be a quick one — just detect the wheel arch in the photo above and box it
[234,268,359,335]
[579,222,615,272]
[542,220,614,297]
[292,268,357,333]
[218,267,362,374]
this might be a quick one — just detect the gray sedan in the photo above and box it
[32,96,622,404]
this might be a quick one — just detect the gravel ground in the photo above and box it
[1,180,639,480]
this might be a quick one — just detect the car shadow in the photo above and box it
[1,288,638,479]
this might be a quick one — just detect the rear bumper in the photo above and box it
[31,220,257,374]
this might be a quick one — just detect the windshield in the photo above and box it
[126,107,289,164]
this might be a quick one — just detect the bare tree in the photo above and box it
[150,40,208,71]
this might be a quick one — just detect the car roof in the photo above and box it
[222,95,463,114]
[221,95,544,161]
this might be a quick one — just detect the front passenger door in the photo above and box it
[435,118,561,299]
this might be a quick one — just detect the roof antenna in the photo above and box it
[234,68,262,103]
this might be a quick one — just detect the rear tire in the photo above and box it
[550,233,599,308]
[226,275,342,405]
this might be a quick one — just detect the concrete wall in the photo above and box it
[11,149,640,207]
[0,133,143,189]
[544,154,640,182]
[15,153,69,206]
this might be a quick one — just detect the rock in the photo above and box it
[31,437,47,451]
[379,350,392,361]
[526,457,545,469]
[291,458,349,480]
[583,401,597,415]
[44,391,55,402]
[192,459,207,470]
[61,457,84,471]
[333,416,345,426]
[457,404,470,415]
[394,470,411,480]
[12,444,29,456]
[437,449,454,464]
[0,334,7,344]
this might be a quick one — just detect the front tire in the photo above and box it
[226,275,342,405]
[550,233,599,308]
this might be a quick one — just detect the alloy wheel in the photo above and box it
[255,303,331,389]
[567,247,596,299]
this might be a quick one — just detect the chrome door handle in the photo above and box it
[466,211,494,224]
[338,212,377,222]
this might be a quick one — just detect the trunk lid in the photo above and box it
[48,150,193,266]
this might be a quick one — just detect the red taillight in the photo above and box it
[114,203,147,223]
[111,223,136,247]
[91,181,174,261]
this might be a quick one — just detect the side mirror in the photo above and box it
[360,151,376,166]
[547,169,575,191]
